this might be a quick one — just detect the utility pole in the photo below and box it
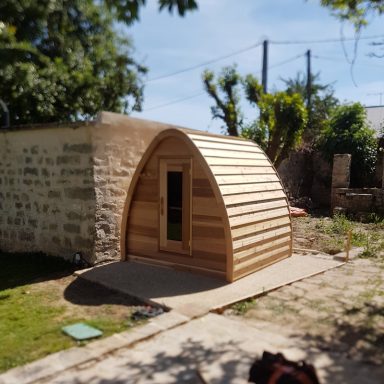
[262,40,268,94]
[306,49,311,110]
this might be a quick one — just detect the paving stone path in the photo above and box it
[226,257,384,368]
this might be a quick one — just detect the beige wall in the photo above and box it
[0,123,96,260]
[0,113,170,263]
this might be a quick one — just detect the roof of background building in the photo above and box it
[365,106,384,137]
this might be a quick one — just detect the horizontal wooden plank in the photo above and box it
[192,214,223,224]
[192,196,222,216]
[199,148,266,160]
[231,216,291,239]
[234,235,291,262]
[128,224,158,237]
[128,254,226,278]
[233,248,291,276]
[193,140,263,153]
[234,244,290,271]
[211,166,275,175]
[127,234,158,252]
[229,207,290,228]
[192,238,226,254]
[216,174,280,185]
[226,199,288,217]
[233,225,291,251]
[220,182,283,196]
[192,224,225,239]
[205,157,271,167]
[223,190,286,206]
[128,249,226,272]
[188,133,256,147]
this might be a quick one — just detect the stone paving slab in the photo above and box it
[75,253,345,317]
[30,313,384,384]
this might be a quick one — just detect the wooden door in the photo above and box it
[159,158,192,255]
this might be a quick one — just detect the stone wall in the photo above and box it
[0,113,168,263]
[277,151,332,207]
[331,153,384,215]
[0,123,96,260]
[91,113,165,262]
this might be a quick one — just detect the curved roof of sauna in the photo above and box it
[123,128,292,281]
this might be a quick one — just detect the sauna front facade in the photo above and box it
[122,128,292,282]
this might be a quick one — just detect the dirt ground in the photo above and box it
[292,215,384,257]
[31,274,143,322]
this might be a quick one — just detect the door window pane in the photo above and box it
[167,171,182,241]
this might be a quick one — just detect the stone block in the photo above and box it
[48,190,61,198]
[332,154,351,188]
[19,231,35,241]
[63,143,93,153]
[56,155,80,165]
[63,223,81,234]
[64,187,94,200]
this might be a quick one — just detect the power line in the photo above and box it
[268,52,306,70]
[270,34,384,45]
[143,53,306,112]
[143,91,206,112]
[145,41,263,83]
[313,54,384,68]
[144,34,384,84]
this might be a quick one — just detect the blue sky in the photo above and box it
[125,0,384,134]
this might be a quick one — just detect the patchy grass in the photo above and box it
[0,252,145,373]
[231,299,255,315]
[293,214,384,258]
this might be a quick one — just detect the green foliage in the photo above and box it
[105,0,198,24]
[257,91,307,166]
[0,0,149,125]
[231,298,255,315]
[317,103,377,186]
[202,66,243,136]
[202,67,307,165]
[320,0,384,29]
[282,72,339,144]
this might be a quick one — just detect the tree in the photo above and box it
[202,66,243,136]
[202,67,307,166]
[282,72,339,144]
[0,0,198,125]
[317,103,377,186]
[320,0,384,29]
[105,0,198,24]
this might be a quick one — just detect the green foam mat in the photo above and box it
[62,323,103,341]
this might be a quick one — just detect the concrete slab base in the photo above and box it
[76,253,345,317]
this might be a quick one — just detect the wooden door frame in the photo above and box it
[159,157,192,255]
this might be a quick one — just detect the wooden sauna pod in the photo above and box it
[121,128,292,282]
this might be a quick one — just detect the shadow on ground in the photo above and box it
[52,336,383,384]
[0,251,75,290]
[63,278,142,307]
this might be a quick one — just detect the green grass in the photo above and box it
[313,214,384,258]
[0,252,143,373]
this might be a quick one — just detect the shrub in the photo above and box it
[317,103,377,187]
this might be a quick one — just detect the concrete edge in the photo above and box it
[212,259,347,313]
[0,311,190,384]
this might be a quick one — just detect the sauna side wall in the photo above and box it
[188,133,292,281]
[126,136,227,276]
